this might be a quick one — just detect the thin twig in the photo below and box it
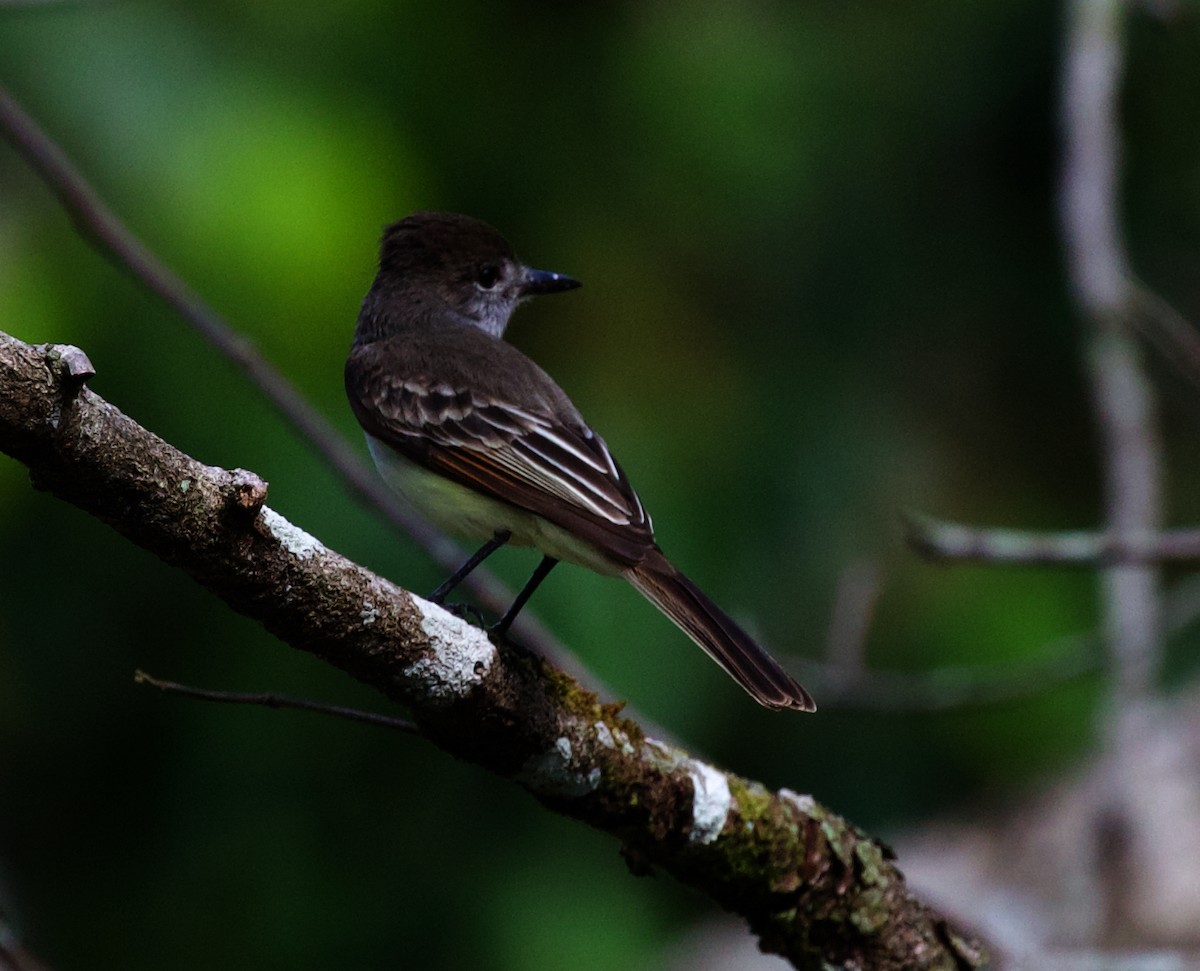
[134,670,420,734]
[1129,283,1200,390]
[906,512,1200,565]
[797,562,1200,714]
[0,82,579,673]
[800,628,1099,712]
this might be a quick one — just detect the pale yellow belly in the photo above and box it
[366,435,621,576]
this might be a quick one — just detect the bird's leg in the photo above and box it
[492,556,558,637]
[429,529,511,604]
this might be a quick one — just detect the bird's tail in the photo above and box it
[624,549,815,712]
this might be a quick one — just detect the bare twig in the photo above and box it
[798,635,1099,712]
[798,565,1200,712]
[906,512,1200,565]
[134,669,420,734]
[1129,284,1200,390]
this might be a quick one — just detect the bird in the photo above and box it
[344,212,814,712]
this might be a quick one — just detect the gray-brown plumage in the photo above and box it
[346,212,814,712]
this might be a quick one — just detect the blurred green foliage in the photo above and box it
[2,1,1200,968]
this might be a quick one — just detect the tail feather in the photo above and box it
[625,550,815,712]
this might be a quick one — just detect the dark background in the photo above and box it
[2,2,1199,968]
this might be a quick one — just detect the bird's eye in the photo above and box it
[476,264,502,289]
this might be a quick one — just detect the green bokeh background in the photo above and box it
[2,2,1199,968]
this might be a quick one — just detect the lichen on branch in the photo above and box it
[0,327,982,971]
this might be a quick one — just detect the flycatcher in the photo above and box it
[345,212,814,712]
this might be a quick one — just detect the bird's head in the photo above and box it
[374,212,580,337]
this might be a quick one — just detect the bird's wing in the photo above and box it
[350,370,655,566]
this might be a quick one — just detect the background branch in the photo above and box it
[1060,0,1168,945]
[1061,0,1164,701]
[802,567,1200,712]
[906,513,1200,566]
[0,326,982,971]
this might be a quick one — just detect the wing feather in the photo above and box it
[349,362,654,566]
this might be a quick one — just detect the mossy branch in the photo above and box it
[0,327,983,971]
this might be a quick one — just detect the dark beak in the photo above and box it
[521,267,582,295]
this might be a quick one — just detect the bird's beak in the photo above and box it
[521,267,582,295]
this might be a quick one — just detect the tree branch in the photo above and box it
[0,327,983,970]
[905,512,1200,565]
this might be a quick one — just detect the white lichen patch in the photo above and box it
[594,722,635,755]
[516,734,601,799]
[403,598,495,701]
[260,507,324,560]
[687,759,732,845]
[642,736,687,772]
[779,788,816,816]
[360,601,379,626]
